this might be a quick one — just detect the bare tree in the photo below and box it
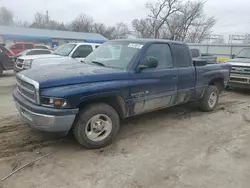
[70,14,94,32]
[132,18,154,38]
[13,17,30,28]
[0,7,14,26]
[166,0,205,41]
[93,23,115,39]
[146,0,181,38]
[30,12,68,31]
[187,16,216,43]
[112,22,131,39]
[30,12,49,29]
[93,22,130,39]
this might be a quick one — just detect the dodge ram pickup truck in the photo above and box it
[13,39,231,149]
[227,48,250,89]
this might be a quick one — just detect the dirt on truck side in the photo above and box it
[0,72,250,188]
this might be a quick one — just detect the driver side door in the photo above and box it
[72,45,94,62]
[128,43,178,115]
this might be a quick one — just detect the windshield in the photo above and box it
[54,43,76,56]
[84,41,143,69]
[236,48,250,59]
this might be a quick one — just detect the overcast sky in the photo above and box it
[1,0,250,36]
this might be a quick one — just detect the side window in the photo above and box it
[172,44,192,67]
[35,46,48,49]
[73,45,93,58]
[24,44,33,49]
[39,50,51,54]
[26,51,37,55]
[14,44,23,49]
[144,43,173,68]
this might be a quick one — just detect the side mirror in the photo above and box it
[137,56,158,72]
[231,54,235,59]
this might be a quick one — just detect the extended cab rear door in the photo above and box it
[129,43,178,115]
[171,44,195,104]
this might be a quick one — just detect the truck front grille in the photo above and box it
[231,66,250,75]
[16,74,39,103]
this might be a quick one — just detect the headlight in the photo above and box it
[23,59,33,68]
[40,97,70,108]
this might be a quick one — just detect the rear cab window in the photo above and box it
[172,44,192,67]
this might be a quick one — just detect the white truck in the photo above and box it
[14,42,101,72]
[227,48,250,89]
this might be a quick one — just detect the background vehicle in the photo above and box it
[14,42,101,72]
[227,48,250,89]
[13,39,231,149]
[34,44,51,50]
[8,42,34,54]
[191,48,217,63]
[0,45,14,75]
[13,49,52,62]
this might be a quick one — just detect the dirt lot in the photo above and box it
[0,72,250,188]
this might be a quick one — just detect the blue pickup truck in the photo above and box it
[13,39,231,148]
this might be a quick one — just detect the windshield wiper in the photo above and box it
[91,61,106,67]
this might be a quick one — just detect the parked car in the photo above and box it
[34,44,51,50]
[227,48,250,89]
[14,42,101,72]
[13,49,52,62]
[191,49,217,63]
[0,45,14,75]
[13,39,231,148]
[14,49,53,72]
[8,42,34,54]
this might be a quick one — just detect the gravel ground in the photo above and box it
[0,73,250,188]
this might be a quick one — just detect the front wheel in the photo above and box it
[199,85,219,112]
[72,103,120,149]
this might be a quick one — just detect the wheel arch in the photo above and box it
[78,95,128,119]
[208,76,225,92]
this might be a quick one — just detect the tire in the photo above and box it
[199,85,219,112]
[0,64,3,75]
[72,103,120,149]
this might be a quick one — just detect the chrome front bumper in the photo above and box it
[13,89,78,132]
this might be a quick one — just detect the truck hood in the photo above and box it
[20,63,128,88]
[31,56,76,68]
[227,58,250,67]
[19,54,61,60]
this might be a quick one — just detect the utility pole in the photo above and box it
[46,10,49,27]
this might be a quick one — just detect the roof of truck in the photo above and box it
[110,38,184,44]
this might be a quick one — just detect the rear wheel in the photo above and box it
[72,103,120,149]
[0,66,3,76]
[199,85,219,112]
